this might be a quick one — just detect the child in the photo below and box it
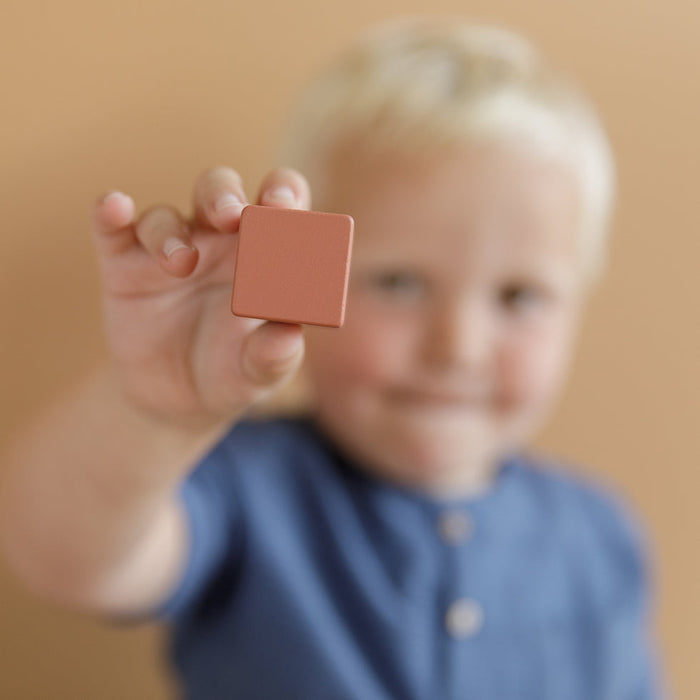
[0,17,664,699]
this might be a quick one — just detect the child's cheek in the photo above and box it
[304,312,410,396]
[316,295,417,385]
[498,325,574,413]
[339,317,414,386]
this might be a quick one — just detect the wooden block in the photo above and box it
[231,205,354,327]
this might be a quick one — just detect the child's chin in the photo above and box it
[391,442,491,490]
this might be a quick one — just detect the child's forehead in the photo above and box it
[352,217,578,278]
[327,148,582,284]
[347,157,578,240]
[326,139,581,227]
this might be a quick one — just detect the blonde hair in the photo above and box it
[276,17,616,285]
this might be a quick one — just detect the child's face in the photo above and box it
[303,141,588,496]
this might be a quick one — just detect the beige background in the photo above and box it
[0,0,697,697]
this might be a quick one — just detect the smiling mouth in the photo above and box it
[388,388,487,410]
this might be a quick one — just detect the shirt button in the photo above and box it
[437,510,473,544]
[445,598,484,639]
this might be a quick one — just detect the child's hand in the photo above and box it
[91,166,311,430]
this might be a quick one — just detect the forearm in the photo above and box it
[0,361,232,614]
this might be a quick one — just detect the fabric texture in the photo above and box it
[150,415,663,699]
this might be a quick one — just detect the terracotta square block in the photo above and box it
[231,205,354,327]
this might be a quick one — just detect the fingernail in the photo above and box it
[163,237,191,258]
[264,186,296,206]
[214,194,245,215]
[102,191,125,204]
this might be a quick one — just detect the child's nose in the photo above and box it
[421,299,493,371]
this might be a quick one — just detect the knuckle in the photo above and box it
[141,204,177,222]
[138,206,182,237]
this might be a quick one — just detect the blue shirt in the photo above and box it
[152,415,663,699]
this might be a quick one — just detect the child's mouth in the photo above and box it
[388,387,487,411]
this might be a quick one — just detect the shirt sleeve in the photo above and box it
[150,443,243,622]
[596,497,668,699]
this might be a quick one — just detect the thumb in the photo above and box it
[240,322,305,387]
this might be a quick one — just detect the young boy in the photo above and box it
[0,18,663,699]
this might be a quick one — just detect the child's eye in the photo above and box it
[369,271,427,300]
[499,284,547,312]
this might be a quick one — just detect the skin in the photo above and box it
[0,165,317,613]
[302,141,590,498]
[0,149,592,615]
[91,166,312,428]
